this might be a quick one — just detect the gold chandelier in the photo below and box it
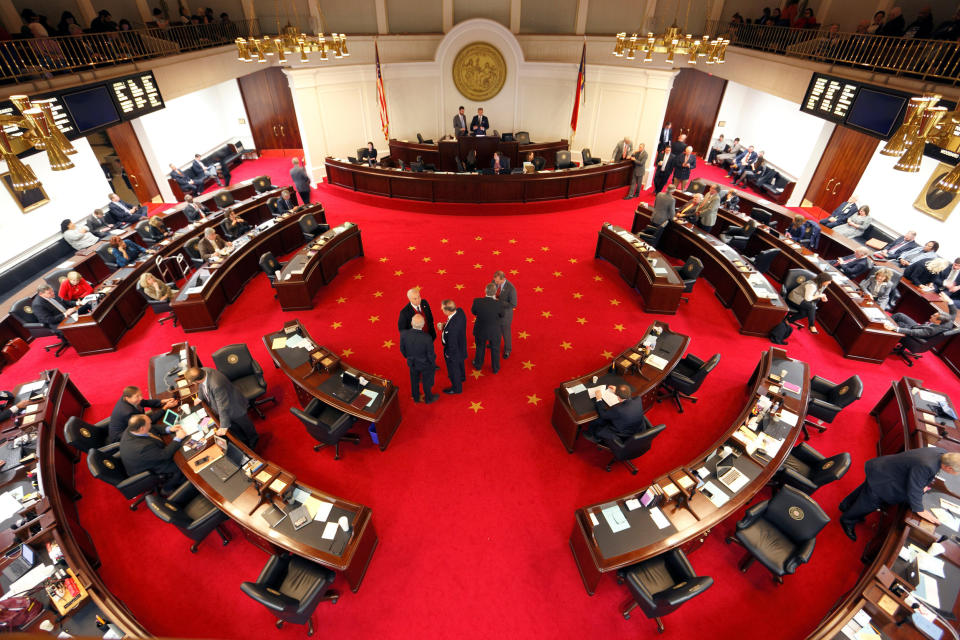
[236,24,348,64]
[0,94,77,192]
[613,27,728,65]
[882,93,960,194]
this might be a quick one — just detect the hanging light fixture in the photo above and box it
[0,93,76,192]
[894,106,947,173]
[0,129,40,191]
[932,112,960,194]
[613,0,726,66]
[235,1,347,67]
[881,95,937,157]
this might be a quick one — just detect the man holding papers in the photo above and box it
[584,384,646,445]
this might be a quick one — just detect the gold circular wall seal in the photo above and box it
[452,42,507,101]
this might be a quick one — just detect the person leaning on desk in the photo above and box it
[0,391,29,423]
[108,385,178,443]
[198,227,232,261]
[119,414,188,494]
[107,236,143,267]
[583,384,646,445]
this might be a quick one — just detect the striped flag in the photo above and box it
[570,42,586,133]
[375,42,389,142]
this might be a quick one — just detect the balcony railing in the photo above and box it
[0,19,262,84]
[709,21,960,86]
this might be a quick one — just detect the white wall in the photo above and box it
[0,138,112,269]
[132,79,254,201]
[855,147,960,259]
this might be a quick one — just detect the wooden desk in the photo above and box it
[873,377,960,457]
[325,158,632,204]
[594,223,683,314]
[551,322,689,453]
[171,209,305,332]
[569,347,809,595]
[388,138,568,171]
[263,320,403,451]
[274,222,363,311]
[147,341,199,400]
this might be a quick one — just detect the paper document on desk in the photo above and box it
[931,507,960,531]
[0,492,21,520]
[939,497,960,515]
[653,267,669,275]
[566,383,586,395]
[914,573,941,609]
[702,481,730,507]
[361,389,379,406]
[601,504,630,532]
[645,354,668,370]
[271,336,287,350]
[863,307,888,323]
[3,563,56,600]
[777,410,799,427]
[648,507,670,529]
[19,381,44,394]
[321,521,340,540]
[919,390,947,404]
[918,552,946,578]
[286,334,304,349]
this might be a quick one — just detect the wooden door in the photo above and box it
[662,69,727,157]
[238,67,303,151]
[803,125,878,212]
[106,121,160,203]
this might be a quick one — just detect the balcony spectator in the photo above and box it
[152,8,170,28]
[878,7,905,36]
[770,8,784,26]
[118,19,133,31]
[855,21,869,34]
[782,0,800,25]
[931,9,960,40]
[793,7,817,29]
[866,11,885,34]
[903,6,934,39]
[90,10,117,32]
[729,13,744,27]
[57,11,82,35]
[756,8,773,25]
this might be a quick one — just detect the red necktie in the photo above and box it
[496,284,503,298]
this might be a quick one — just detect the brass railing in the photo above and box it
[0,19,261,83]
[708,21,960,86]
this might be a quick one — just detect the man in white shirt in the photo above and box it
[60,219,98,250]
[191,154,222,186]
[940,257,960,304]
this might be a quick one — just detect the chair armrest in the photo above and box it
[668,372,696,387]
[240,583,296,614]
[686,354,705,368]
[294,576,331,617]
[166,480,197,504]
[257,554,287,585]
[780,467,818,494]
[99,442,121,455]
[809,397,841,417]
[737,500,768,529]
[654,576,714,607]
[186,504,227,533]
[117,471,158,496]
[785,538,816,574]
[791,442,824,466]
[624,571,657,609]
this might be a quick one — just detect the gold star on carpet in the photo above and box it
[382,339,395,349]
[379,257,389,263]
[533,286,544,292]
[394,269,404,276]
[575,317,587,325]
[369,315,380,323]
[454,284,465,291]
[541,310,552,319]
[572,292,583,299]
[560,341,573,350]
[456,250,465,255]
[342,347,354,357]
[422,256,432,263]
[373,291,383,298]
[436,268,447,275]
[593,275,603,282]
[336,296,347,303]
[509,269,519,275]
[474,235,483,241]
[469,401,484,413]
[440,238,449,244]
[521,360,535,370]
[526,393,541,406]
[353,274,364,280]
[568,258,579,265]
[518,330,530,339]
[613,323,625,332]
[330,321,342,329]
[552,271,562,277]
[609,299,621,306]
[473,263,483,269]
[540,246,550,252]
[601,350,614,359]
[492,249,501,255]
[508,238,517,244]
[525,257,535,263]
[407,245,416,251]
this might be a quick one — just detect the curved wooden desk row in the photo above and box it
[58,187,290,354]
[1,370,151,637]
[594,224,684,315]
[324,157,632,204]
[551,321,689,453]
[264,320,403,451]
[274,223,364,311]
[388,137,568,172]
[633,204,787,336]
[569,347,810,595]
[808,378,960,639]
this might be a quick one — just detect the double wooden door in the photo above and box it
[106,121,160,203]
[661,69,728,157]
[803,125,878,212]
[238,67,303,151]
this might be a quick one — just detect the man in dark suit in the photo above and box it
[873,231,918,261]
[492,270,518,358]
[398,287,436,340]
[182,194,209,222]
[470,107,489,136]
[32,284,78,329]
[624,143,648,199]
[888,311,953,340]
[725,146,757,181]
[940,258,960,304]
[670,133,688,156]
[86,209,114,237]
[652,146,674,194]
[437,299,467,394]
[453,106,468,137]
[275,189,299,213]
[400,314,438,403]
[839,448,960,540]
[107,193,147,225]
[651,185,676,224]
[360,142,378,166]
[658,122,672,152]
[108,385,177,443]
[290,158,311,205]
[831,247,873,278]
[168,163,202,196]
[819,196,859,228]
[118,414,187,493]
[471,283,504,373]
[490,152,510,174]
[190,153,222,186]
[585,384,646,444]
[185,366,259,448]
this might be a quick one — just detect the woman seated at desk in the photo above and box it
[108,236,143,267]
[860,267,894,310]
[905,257,950,291]
[786,272,831,334]
[139,272,177,302]
[833,205,872,238]
[58,271,93,301]
[146,216,170,240]
[223,210,251,238]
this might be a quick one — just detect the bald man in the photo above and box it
[397,287,436,340]
[400,314,438,403]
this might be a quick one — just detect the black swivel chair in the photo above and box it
[86,444,159,510]
[291,399,360,460]
[533,155,546,171]
[416,133,434,144]
[637,221,668,248]
[64,415,109,453]
[581,149,601,165]
[215,191,235,208]
[802,374,862,440]
[774,442,851,495]
[134,220,159,246]
[211,344,276,419]
[96,244,119,270]
[252,175,274,193]
[145,481,231,553]
[44,269,71,290]
[893,327,960,367]
[678,256,704,303]
[299,213,328,241]
[556,150,574,170]
[184,238,204,267]
[750,207,774,227]
[657,353,720,412]
[455,156,466,173]
[136,281,178,327]
[465,149,477,171]
[750,248,779,275]
[596,420,666,474]
[726,485,830,583]
[241,553,339,636]
[782,269,815,328]
[515,131,531,144]
[10,298,69,356]
[617,548,713,633]
[259,251,286,293]
[266,197,282,217]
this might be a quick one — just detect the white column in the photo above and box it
[75,0,97,27]
[134,0,152,25]
[641,0,657,33]
[306,0,322,34]
[706,0,725,30]
[510,0,521,34]
[375,0,388,35]
[442,0,453,32]
[816,0,835,27]
[574,0,588,35]
[0,0,20,35]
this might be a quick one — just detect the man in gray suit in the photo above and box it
[453,106,468,137]
[696,184,721,233]
[491,270,518,359]
[713,137,744,167]
[612,137,633,162]
[290,157,311,205]
[624,143,648,199]
[185,366,259,448]
[651,185,677,225]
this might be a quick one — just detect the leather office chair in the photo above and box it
[720,225,755,252]
[726,485,830,583]
[515,131,531,144]
[803,374,862,440]
[86,443,159,510]
[597,420,666,474]
[617,548,713,633]
[44,269,71,290]
[259,251,286,293]
[416,133,434,144]
[556,150,574,170]
[212,343,276,419]
[893,327,960,367]
[750,207,775,228]
[581,149,601,165]
[637,221,667,248]
[678,256,704,303]
[219,219,239,241]
[465,150,477,171]
[184,238,204,267]
[96,244,119,270]
[241,552,339,636]
[64,415,109,453]
[750,248,779,275]
[134,220,158,246]
[299,213,328,241]
[266,197,282,217]
[253,175,274,193]
[455,156,466,173]
[775,442,851,495]
[136,281,178,327]
[215,191,235,208]
[533,155,546,171]
[145,481,231,552]
[865,265,901,311]
[291,399,360,460]
[10,298,69,357]
[657,353,720,413]
[782,268,816,328]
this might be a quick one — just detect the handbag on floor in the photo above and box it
[769,320,793,345]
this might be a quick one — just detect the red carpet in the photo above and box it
[4,157,960,639]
